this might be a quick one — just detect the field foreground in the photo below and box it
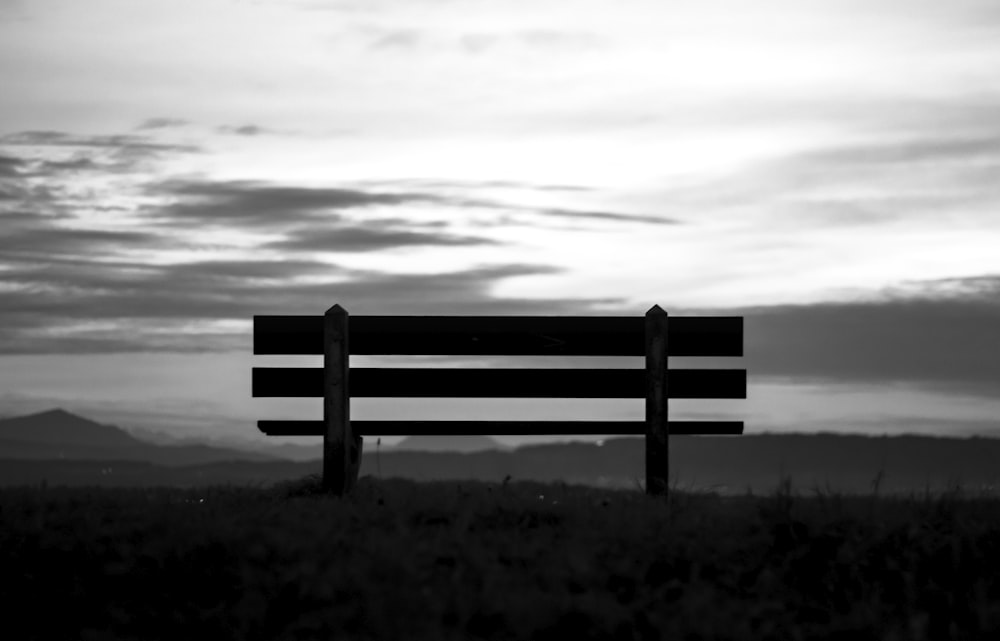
[2,477,999,640]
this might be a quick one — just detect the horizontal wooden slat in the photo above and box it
[253,315,742,357]
[252,367,746,399]
[258,420,744,436]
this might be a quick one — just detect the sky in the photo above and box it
[1,0,999,447]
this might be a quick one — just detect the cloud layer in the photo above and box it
[2,0,1000,411]
[739,284,1000,393]
[3,119,1000,402]
[1,130,645,354]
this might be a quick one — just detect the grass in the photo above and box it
[2,474,1000,640]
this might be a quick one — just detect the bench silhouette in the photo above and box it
[252,305,745,495]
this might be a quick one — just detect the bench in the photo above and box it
[252,305,745,496]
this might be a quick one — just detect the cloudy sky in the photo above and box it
[1,0,999,447]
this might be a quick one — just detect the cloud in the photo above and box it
[369,29,422,50]
[358,178,595,192]
[790,134,1000,171]
[0,138,197,229]
[353,186,681,227]
[0,155,26,177]
[3,153,137,179]
[456,30,603,55]
[533,207,679,226]
[516,30,605,50]
[0,225,161,260]
[453,199,682,227]
[478,277,1000,397]
[216,124,274,136]
[145,179,446,227]
[136,118,189,130]
[652,118,1000,231]
[144,177,668,231]
[0,151,89,215]
[265,224,498,252]
[1,158,676,355]
[4,167,1000,401]
[0,130,201,179]
[165,258,342,282]
[735,279,1000,393]
[1,130,198,155]
[360,26,604,55]
[34,157,103,174]
[7,260,998,402]
[458,33,501,55]
[0,258,625,354]
[0,182,61,210]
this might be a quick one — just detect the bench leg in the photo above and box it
[323,303,356,496]
[645,305,670,496]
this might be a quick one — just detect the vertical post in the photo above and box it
[324,304,362,495]
[645,305,669,496]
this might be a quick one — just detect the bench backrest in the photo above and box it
[252,305,745,495]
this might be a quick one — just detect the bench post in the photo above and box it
[645,305,669,496]
[323,304,362,495]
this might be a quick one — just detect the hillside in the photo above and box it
[0,409,278,466]
[3,409,999,495]
[359,433,1000,495]
[2,426,999,496]
[392,434,509,453]
[0,408,145,449]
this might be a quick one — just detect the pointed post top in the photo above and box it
[646,305,667,316]
[326,304,349,316]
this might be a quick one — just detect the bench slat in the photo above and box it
[258,420,744,436]
[252,367,747,399]
[253,315,742,357]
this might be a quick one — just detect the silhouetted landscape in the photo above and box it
[2,409,997,495]
[4,476,999,640]
[6,0,1000,637]
[0,409,279,466]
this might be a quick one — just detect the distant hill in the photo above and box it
[0,409,145,449]
[2,411,999,496]
[392,434,509,453]
[3,432,1000,495]
[0,409,279,466]
[231,440,322,462]
[358,432,1000,496]
[125,426,324,462]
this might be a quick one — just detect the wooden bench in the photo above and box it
[252,305,745,496]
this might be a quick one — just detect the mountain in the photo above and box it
[122,426,186,446]
[0,409,279,466]
[4,432,999,495]
[3,412,999,495]
[357,433,1000,495]
[392,434,509,453]
[124,425,326,461]
[0,408,145,449]
[247,441,322,461]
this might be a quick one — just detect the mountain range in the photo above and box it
[126,421,509,459]
[1,408,998,495]
[0,409,278,466]
[0,409,512,461]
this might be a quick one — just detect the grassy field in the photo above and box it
[2,475,999,640]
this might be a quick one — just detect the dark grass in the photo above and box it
[2,475,1000,640]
